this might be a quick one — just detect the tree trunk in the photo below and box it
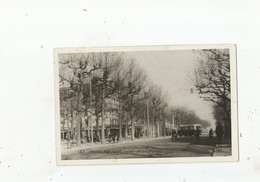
[222,101,231,137]
[152,107,154,138]
[224,112,231,137]
[143,109,146,138]
[119,118,122,141]
[89,75,93,144]
[146,99,150,138]
[101,83,105,144]
[70,109,73,130]
[157,122,160,138]
[125,112,128,139]
[118,102,122,142]
[96,114,100,141]
[90,114,93,144]
[131,106,135,141]
[76,112,81,146]
[87,118,90,141]
[76,90,82,146]
[158,109,161,137]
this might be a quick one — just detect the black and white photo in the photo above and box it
[54,45,238,165]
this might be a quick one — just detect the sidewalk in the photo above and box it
[212,144,232,157]
[61,136,170,154]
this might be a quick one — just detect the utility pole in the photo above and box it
[146,97,150,138]
[89,74,93,144]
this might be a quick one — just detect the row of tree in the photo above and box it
[192,49,231,136]
[172,106,211,129]
[59,52,210,146]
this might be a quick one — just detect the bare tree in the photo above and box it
[121,60,148,141]
[192,49,231,136]
[59,53,100,146]
[172,106,210,128]
[112,60,131,141]
[149,85,167,138]
[89,52,123,143]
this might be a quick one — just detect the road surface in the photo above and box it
[62,134,231,160]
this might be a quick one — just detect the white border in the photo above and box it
[54,44,238,166]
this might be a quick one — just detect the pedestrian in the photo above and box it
[115,135,118,143]
[73,127,77,143]
[81,130,85,143]
[196,127,200,140]
[209,128,213,138]
[108,133,112,143]
[112,134,116,143]
[94,133,97,143]
[215,122,224,144]
[66,132,71,149]
[171,129,177,140]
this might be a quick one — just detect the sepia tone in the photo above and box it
[54,45,238,165]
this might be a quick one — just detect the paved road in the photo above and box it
[62,135,231,160]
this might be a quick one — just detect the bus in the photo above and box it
[177,124,202,137]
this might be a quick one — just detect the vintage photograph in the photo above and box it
[54,45,238,165]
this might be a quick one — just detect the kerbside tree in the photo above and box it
[192,49,231,136]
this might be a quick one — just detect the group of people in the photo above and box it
[65,128,101,149]
[209,122,224,144]
[65,132,120,149]
[108,134,119,143]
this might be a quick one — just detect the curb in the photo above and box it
[61,137,170,154]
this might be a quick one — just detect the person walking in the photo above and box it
[115,135,118,143]
[108,133,112,143]
[215,122,224,144]
[209,128,213,139]
[171,129,177,140]
[196,127,200,140]
[66,132,71,149]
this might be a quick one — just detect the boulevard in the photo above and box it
[61,134,231,160]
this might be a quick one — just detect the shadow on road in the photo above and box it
[172,135,231,147]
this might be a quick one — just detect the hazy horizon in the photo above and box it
[125,50,215,128]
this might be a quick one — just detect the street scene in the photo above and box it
[57,47,233,161]
[61,134,231,160]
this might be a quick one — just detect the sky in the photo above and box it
[125,50,215,127]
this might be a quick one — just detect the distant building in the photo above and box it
[59,84,121,141]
